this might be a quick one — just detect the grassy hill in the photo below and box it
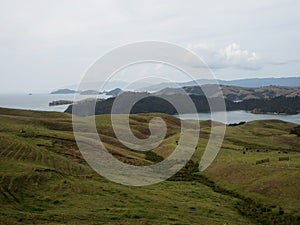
[0,108,299,224]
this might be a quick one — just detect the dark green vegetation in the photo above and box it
[231,96,300,114]
[290,125,300,137]
[66,91,300,116]
[49,100,74,106]
[0,107,300,224]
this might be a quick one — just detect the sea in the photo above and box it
[175,110,300,124]
[0,93,299,124]
[0,93,109,112]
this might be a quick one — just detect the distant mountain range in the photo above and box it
[52,77,300,94]
[140,77,300,92]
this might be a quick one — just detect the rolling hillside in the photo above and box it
[0,108,300,224]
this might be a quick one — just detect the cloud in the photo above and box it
[188,43,263,70]
[0,0,299,93]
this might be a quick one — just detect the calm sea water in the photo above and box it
[0,93,109,112]
[175,111,300,124]
[0,94,299,124]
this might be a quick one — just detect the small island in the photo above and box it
[50,89,76,94]
[49,100,73,106]
[80,90,100,95]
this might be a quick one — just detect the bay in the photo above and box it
[0,93,110,112]
[175,110,300,124]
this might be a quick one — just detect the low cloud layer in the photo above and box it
[188,43,263,70]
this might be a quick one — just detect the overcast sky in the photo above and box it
[0,0,300,93]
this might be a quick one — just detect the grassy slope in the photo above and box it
[0,108,299,224]
[206,120,300,218]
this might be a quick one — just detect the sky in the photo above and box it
[0,0,300,93]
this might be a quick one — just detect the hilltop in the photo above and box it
[155,85,300,101]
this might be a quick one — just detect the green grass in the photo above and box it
[0,107,299,224]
